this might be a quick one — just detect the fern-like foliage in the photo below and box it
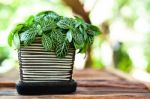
[8,11,101,58]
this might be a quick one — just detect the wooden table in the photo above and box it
[0,69,150,99]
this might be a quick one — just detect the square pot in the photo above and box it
[16,38,77,95]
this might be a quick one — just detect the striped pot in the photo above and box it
[16,38,77,95]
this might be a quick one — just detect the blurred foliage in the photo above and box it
[145,34,150,73]
[0,47,9,65]
[0,0,18,30]
[111,0,150,73]
[146,64,150,73]
[112,0,148,28]
[91,36,104,69]
[89,0,150,73]
[92,58,104,69]
[0,0,71,30]
[1,0,150,74]
[113,0,150,73]
[113,42,132,73]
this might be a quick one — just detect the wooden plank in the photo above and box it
[77,80,147,89]
[0,95,150,99]
[0,82,15,87]
[0,69,150,99]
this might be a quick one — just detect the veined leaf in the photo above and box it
[46,11,60,21]
[37,11,59,19]
[74,42,84,49]
[73,32,84,45]
[57,17,75,29]
[78,26,87,41]
[47,18,57,29]
[39,17,56,32]
[35,11,58,32]
[66,30,72,42]
[24,39,35,46]
[56,38,68,58]
[20,30,30,41]
[83,32,88,41]
[21,29,37,46]
[72,31,84,49]
[9,11,102,57]
[34,14,45,22]
[36,24,42,35]
[13,33,20,49]
[87,25,101,36]
[51,29,63,43]
[87,35,94,44]
[42,34,53,51]
[78,44,88,53]
[74,16,85,28]
[75,16,85,23]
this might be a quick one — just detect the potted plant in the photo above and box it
[8,11,101,95]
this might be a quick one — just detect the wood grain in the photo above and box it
[0,69,150,99]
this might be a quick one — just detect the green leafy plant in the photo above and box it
[8,11,101,57]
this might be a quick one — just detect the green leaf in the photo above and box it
[8,11,102,57]
[8,24,27,47]
[57,17,75,29]
[78,26,87,41]
[34,14,45,22]
[55,38,68,58]
[36,24,42,35]
[14,24,24,32]
[83,31,88,41]
[24,38,34,46]
[74,16,85,28]
[13,33,20,49]
[45,17,57,29]
[73,32,84,45]
[50,29,64,49]
[20,30,30,41]
[66,30,72,42]
[35,11,59,32]
[46,11,60,21]
[39,17,56,32]
[8,32,13,47]
[75,16,85,23]
[26,16,34,26]
[74,42,84,49]
[86,25,101,36]
[37,11,59,19]
[87,35,94,44]
[11,24,24,35]
[72,30,85,49]
[78,44,88,53]
[42,34,53,51]
[21,28,37,46]
[53,29,64,40]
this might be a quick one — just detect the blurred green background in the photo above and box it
[1,0,150,82]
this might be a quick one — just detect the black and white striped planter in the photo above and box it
[16,38,77,95]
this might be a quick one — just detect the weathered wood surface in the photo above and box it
[0,69,150,99]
